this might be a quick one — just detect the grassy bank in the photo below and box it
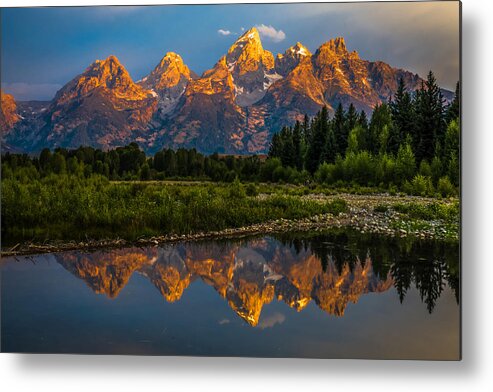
[1,175,349,243]
[1,175,460,251]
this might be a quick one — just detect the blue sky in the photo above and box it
[1,2,460,101]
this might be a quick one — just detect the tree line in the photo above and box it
[268,71,460,196]
[1,71,459,197]
[1,143,265,183]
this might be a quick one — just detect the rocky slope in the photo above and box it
[138,52,195,117]
[152,55,248,153]
[0,92,22,153]
[225,27,279,106]
[3,29,451,154]
[0,91,20,136]
[6,56,158,151]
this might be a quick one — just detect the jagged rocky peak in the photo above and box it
[315,36,360,61]
[186,55,236,96]
[289,42,311,57]
[140,52,192,91]
[54,54,154,105]
[275,42,312,76]
[86,55,135,88]
[226,27,273,69]
[157,51,187,69]
[139,52,194,116]
[34,54,157,151]
[325,36,348,54]
[225,27,280,107]
[310,36,380,111]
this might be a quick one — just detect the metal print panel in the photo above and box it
[0,1,461,359]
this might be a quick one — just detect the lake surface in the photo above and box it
[1,230,460,359]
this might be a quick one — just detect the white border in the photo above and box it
[2,0,492,391]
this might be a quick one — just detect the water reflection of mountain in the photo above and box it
[55,232,459,326]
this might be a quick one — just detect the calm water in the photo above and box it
[1,230,460,359]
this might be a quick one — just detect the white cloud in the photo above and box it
[255,24,286,43]
[218,29,232,36]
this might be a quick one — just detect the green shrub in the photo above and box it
[228,177,246,199]
[245,183,259,197]
[410,174,434,196]
[437,176,456,197]
[419,160,432,178]
[395,142,416,184]
[326,198,348,216]
[260,158,282,182]
[315,163,332,184]
[392,201,459,222]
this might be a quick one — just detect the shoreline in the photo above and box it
[1,193,459,257]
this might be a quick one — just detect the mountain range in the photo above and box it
[1,27,452,155]
[55,238,393,326]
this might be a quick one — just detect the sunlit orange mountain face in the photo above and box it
[55,237,394,327]
[1,27,451,155]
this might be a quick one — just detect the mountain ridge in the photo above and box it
[2,28,453,154]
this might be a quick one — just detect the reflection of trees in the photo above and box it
[276,229,460,313]
[413,258,445,313]
[391,259,413,304]
[444,244,460,304]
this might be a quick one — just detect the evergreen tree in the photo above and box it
[140,163,151,180]
[444,119,460,186]
[175,148,189,176]
[347,127,360,155]
[444,119,460,164]
[163,149,177,177]
[332,103,347,155]
[306,107,329,173]
[107,150,120,179]
[280,126,296,168]
[268,132,283,159]
[292,121,303,171]
[50,152,67,175]
[395,138,416,184]
[346,103,358,135]
[67,156,83,177]
[357,110,369,151]
[415,71,445,162]
[154,150,165,172]
[324,127,338,164]
[302,114,311,144]
[39,148,51,172]
[358,110,369,131]
[391,77,415,153]
[430,155,443,185]
[446,81,460,125]
[369,103,393,155]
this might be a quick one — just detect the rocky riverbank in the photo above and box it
[1,193,459,257]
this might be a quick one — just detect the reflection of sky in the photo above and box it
[1,252,459,359]
[1,2,459,100]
